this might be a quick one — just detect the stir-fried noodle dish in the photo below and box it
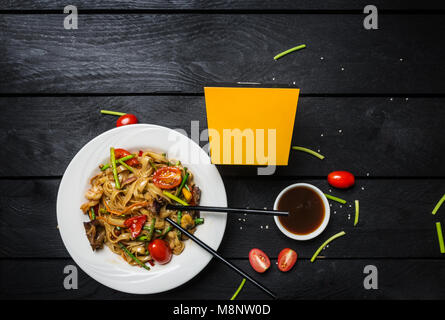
[81,147,202,270]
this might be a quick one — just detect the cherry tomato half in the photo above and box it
[248,248,271,273]
[148,239,172,264]
[327,171,355,189]
[116,114,138,127]
[114,148,139,167]
[277,248,297,272]
[124,215,147,238]
[153,166,182,189]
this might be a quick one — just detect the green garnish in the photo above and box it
[436,222,445,253]
[159,226,172,239]
[432,194,445,215]
[292,146,324,160]
[230,278,246,300]
[118,159,135,173]
[274,44,306,60]
[100,110,126,116]
[163,191,189,206]
[310,231,346,262]
[354,200,359,226]
[149,159,158,170]
[101,154,135,171]
[177,211,183,237]
[324,193,347,204]
[136,235,148,241]
[118,243,150,271]
[195,218,204,225]
[155,229,162,234]
[176,172,189,196]
[142,218,156,241]
[89,207,96,220]
[110,147,121,189]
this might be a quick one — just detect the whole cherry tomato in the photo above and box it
[116,114,138,127]
[124,215,147,238]
[153,166,182,189]
[277,248,297,272]
[114,148,139,167]
[248,248,270,273]
[327,171,355,189]
[148,239,172,264]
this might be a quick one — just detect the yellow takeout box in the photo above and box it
[204,87,299,166]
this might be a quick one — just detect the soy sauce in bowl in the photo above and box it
[274,184,329,240]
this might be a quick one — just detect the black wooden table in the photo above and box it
[1,1,445,300]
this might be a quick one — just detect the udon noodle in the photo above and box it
[81,148,201,269]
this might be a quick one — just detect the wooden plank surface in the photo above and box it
[0,96,443,177]
[2,258,445,299]
[2,0,445,11]
[1,178,443,259]
[1,14,444,94]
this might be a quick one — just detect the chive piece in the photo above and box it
[90,207,96,220]
[163,191,189,206]
[118,243,150,271]
[149,159,158,170]
[184,184,190,192]
[136,235,148,241]
[436,222,445,253]
[177,211,183,237]
[292,146,324,160]
[310,231,346,262]
[118,159,135,173]
[160,226,172,239]
[155,229,162,234]
[116,226,121,230]
[354,200,359,226]
[324,193,347,204]
[432,194,445,215]
[147,218,156,241]
[176,172,189,196]
[101,154,135,171]
[195,218,204,225]
[100,110,126,116]
[274,44,306,60]
[230,278,246,300]
[110,147,121,189]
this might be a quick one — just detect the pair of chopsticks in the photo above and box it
[165,205,287,299]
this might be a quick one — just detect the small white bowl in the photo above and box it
[273,183,330,241]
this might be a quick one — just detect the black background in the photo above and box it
[0,1,444,300]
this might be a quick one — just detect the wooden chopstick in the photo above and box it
[166,204,289,216]
[165,217,277,299]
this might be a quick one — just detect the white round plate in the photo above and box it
[57,124,227,294]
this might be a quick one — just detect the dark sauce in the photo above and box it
[278,186,325,235]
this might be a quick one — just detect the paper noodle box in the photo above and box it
[204,87,299,166]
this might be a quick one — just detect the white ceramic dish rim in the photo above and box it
[273,183,330,241]
[56,124,227,294]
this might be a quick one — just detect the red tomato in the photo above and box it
[153,166,182,189]
[124,215,147,238]
[114,148,139,167]
[277,248,297,272]
[327,171,355,189]
[116,114,138,127]
[148,239,172,264]
[249,248,270,273]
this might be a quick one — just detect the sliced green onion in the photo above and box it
[163,191,189,206]
[176,211,183,237]
[100,110,126,116]
[176,172,189,196]
[116,226,121,230]
[436,222,445,253]
[195,218,204,225]
[90,207,96,220]
[118,243,150,271]
[110,147,121,189]
[118,159,135,173]
[292,146,324,160]
[310,231,346,262]
[274,44,306,60]
[324,193,347,204]
[230,278,246,300]
[136,235,148,241]
[149,159,158,170]
[354,200,359,226]
[159,226,172,239]
[432,194,445,215]
[155,229,162,234]
[101,154,135,171]
[184,184,190,192]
